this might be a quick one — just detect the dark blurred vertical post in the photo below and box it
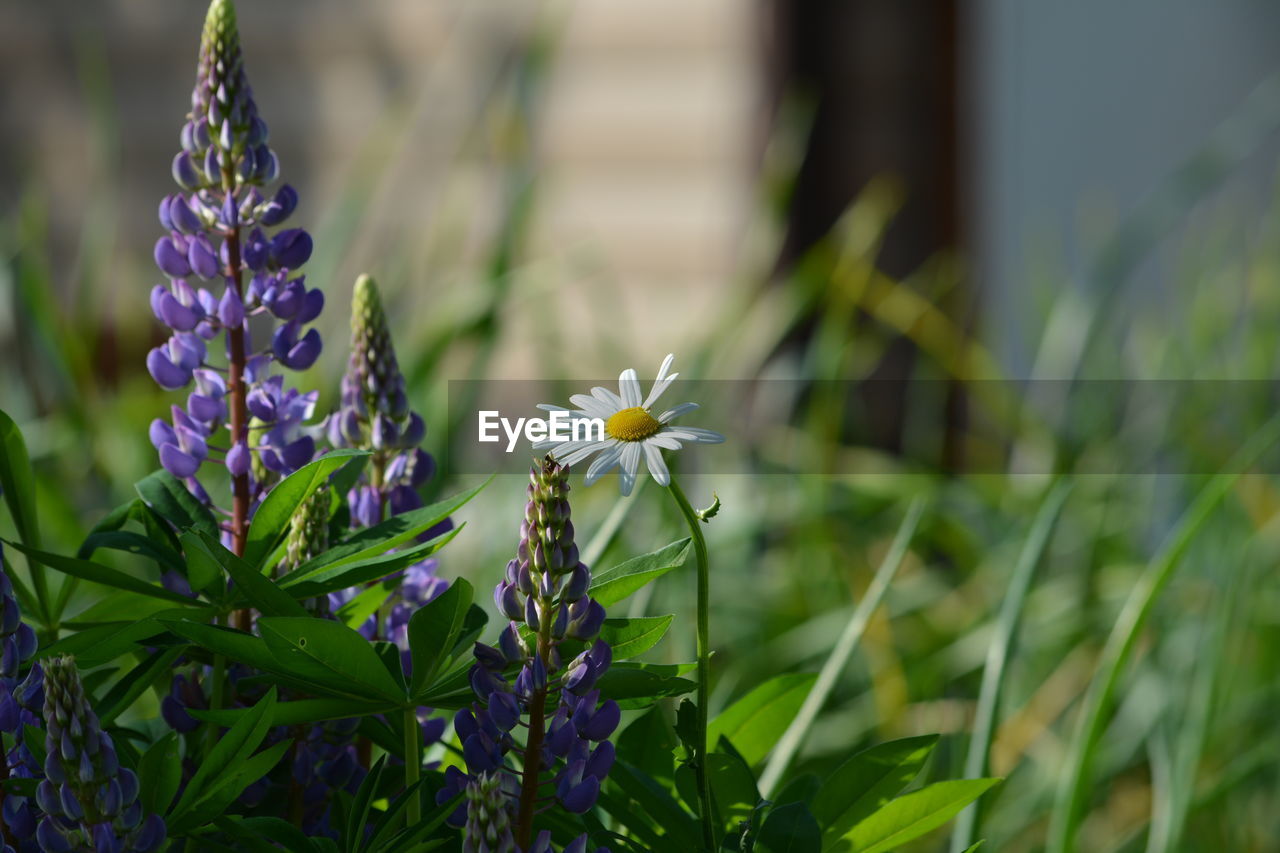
[767,0,968,470]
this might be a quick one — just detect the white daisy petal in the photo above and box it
[542,439,586,457]
[591,386,624,410]
[657,402,699,423]
[662,426,726,444]
[655,353,675,382]
[584,443,623,485]
[643,440,670,486]
[537,403,570,413]
[568,394,614,419]
[643,374,678,410]
[618,442,642,495]
[561,440,614,467]
[647,432,684,450]
[619,369,642,408]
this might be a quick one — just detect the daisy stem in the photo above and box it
[666,473,716,851]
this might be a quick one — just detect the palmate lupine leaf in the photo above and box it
[137,731,183,817]
[706,672,817,768]
[135,469,220,540]
[3,540,200,607]
[406,577,473,697]
[830,778,1002,853]
[758,801,822,853]
[243,449,369,569]
[598,615,673,660]
[588,537,691,607]
[0,410,52,623]
[813,734,939,845]
[278,478,489,582]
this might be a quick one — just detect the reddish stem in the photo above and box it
[515,633,551,849]
[222,172,252,632]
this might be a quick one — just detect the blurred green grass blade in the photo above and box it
[950,481,1071,852]
[581,482,646,568]
[1148,536,1244,853]
[1047,412,1280,853]
[758,496,926,797]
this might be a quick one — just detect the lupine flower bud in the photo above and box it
[38,657,166,852]
[463,773,517,853]
[326,273,449,667]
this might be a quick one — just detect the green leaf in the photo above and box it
[708,673,817,767]
[172,739,294,833]
[159,619,279,674]
[77,530,184,573]
[0,411,49,624]
[675,747,760,827]
[408,578,472,697]
[813,735,939,845]
[183,531,307,617]
[135,469,219,539]
[280,479,488,581]
[243,449,369,569]
[0,409,41,549]
[38,618,177,667]
[597,662,697,709]
[215,816,321,853]
[95,646,185,724]
[835,779,1001,853]
[335,576,400,630]
[589,538,690,607]
[137,732,182,816]
[282,526,462,597]
[759,802,821,853]
[259,617,406,703]
[192,696,396,728]
[600,615,673,660]
[171,688,279,823]
[3,540,197,606]
[345,755,387,853]
[606,761,701,850]
[616,706,678,784]
[178,531,221,595]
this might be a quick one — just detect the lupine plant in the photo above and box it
[0,1,1006,851]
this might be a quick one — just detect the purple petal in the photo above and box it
[146,348,192,390]
[154,235,192,278]
[159,444,200,478]
[218,286,245,327]
[270,228,313,269]
[226,440,251,477]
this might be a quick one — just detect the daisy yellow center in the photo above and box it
[605,406,661,441]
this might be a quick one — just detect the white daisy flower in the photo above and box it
[533,353,724,495]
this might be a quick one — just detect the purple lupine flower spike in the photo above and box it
[441,458,615,851]
[1,545,44,850]
[147,0,325,510]
[36,656,166,852]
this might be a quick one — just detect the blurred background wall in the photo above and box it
[2,0,1280,413]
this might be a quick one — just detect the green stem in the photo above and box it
[404,707,421,826]
[667,474,716,851]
